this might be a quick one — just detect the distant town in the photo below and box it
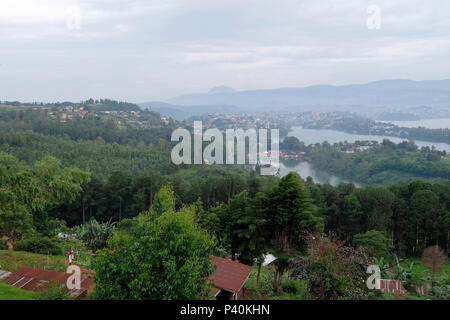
[0,100,170,129]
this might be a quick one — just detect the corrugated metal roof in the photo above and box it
[0,266,93,299]
[209,256,253,293]
[0,270,11,281]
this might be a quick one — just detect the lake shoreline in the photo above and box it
[286,126,450,153]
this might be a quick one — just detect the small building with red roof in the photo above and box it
[209,256,253,300]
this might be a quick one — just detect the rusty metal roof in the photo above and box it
[0,266,93,299]
[209,256,253,293]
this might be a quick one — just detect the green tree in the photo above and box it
[239,192,269,285]
[0,206,33,249]
[148,183,176,218]
[0,152,90,247]
[409,189,444,254]
[353,229,392,259]
[92,188,215,300]
[264,172,321,293]
[214,191,250,261]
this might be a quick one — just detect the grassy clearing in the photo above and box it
[0,282,40,300]
[0,250,66,272]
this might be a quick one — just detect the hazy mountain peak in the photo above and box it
[166,79,450,110]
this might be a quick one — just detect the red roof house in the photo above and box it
[209,256,253,300]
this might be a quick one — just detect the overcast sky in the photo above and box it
[1,0,450,102]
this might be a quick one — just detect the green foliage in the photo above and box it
[14,234,62,255]
[38,281,73,300]
[271,279,309,300]
[306,140,450,185]
[0,106,168,145]
[261,172,322,293]
[92,190,216,300]
[213,191,268,263]
[353,230,392,259]
[192,198,220,238]
[306,234,369,300]
[282,279,303,294]
[73,218,116,251]
[246,265,310,300]
[245,265,275,298]
[280,136,305,152]
[116,217,139,234]
[310,180,450,256]
[0,206,33,248]
[402,264,427,292]
[0,152,90,246]
[265,172,321,254]
[0,130,175,181]
[149,184,176,218]
[429,285,450,300]
[381,257,450,292]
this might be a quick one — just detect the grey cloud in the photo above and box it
[1,0,449,102]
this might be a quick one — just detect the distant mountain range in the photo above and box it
[139,79,450,119]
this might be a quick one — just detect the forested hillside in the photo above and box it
[0,102,449,300]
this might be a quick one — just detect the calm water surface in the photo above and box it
[288,126,450,153]
[279,125,450,186]
[378,118,450,129]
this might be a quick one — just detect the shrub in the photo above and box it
[0,240,8,250]
[402,264,426,292]
[306,234,370,300]
[15,234,62,255]
[39,281,72,300]
[73,218,116,251]
[282,279,301,294]
[442,273,450,286]
[289,256,309,280]
[244,265,275,299]
[429,285,450,300]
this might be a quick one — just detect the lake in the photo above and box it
[287,126,450,153]
[279,160,365,187]
[279,125,450,186]
[379,118,450,129]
